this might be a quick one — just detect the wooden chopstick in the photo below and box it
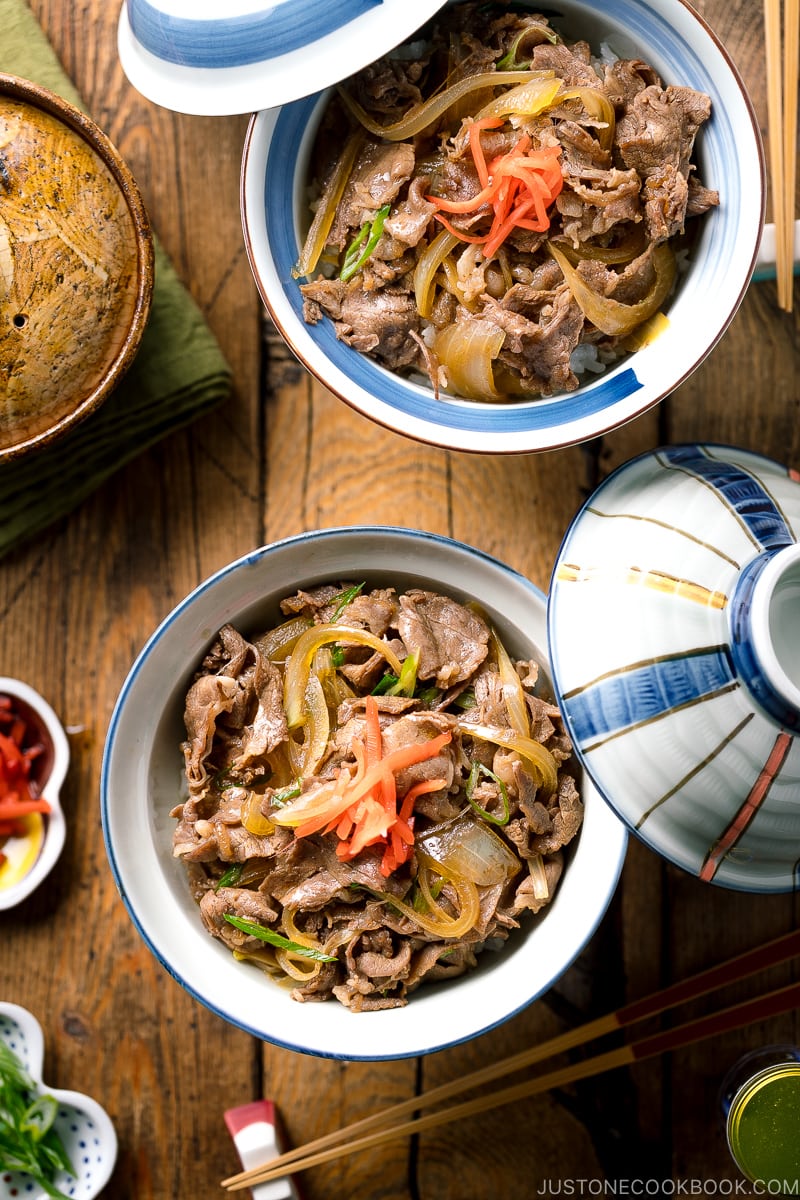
[222,927,800,1191]
[226,979,800,1191]
[782,0,799,311]
[765,0,798,311]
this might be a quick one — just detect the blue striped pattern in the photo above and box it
[662,446,794,550]
[128,0,382,68]
[564,647,737,747]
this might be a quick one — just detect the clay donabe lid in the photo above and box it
[0,74,153,461]
[117,0,449,116]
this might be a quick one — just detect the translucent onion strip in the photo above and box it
[491,628,531,738]
[284,624,403,728]
[379,855,481,938]
[458,721,558,795]
[434,317,506,401]
[293,128,365,278]
[476,74,562,120]
[548,241,677,338]
[255,615,312,662]
[275,948,322,982]
[337,70,537,141]
[287,671,330,776]
[240,790,275,836]
[414,228,461,318]
[559,87,616,151]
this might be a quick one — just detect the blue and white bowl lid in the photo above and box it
[117,0,447,116]
[546,444,800,893]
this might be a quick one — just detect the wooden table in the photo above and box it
[2,3,798,1197]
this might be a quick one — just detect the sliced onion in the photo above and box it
[255,615,313,662]
[551,224,646,266]
[379,855,481,938]
[287,670,330,776]
[528,852,550,901]
[335,71,542,141]
[458,720,558,795]
[476,74,562,120]
[559,87,616,151]
[491,628,530,738]
[337,70,536,141]
[284,624,403,728]
[275,947,322,982]
[282,907,327,952]
[419,817,521,886]
[241,790,275,836]
[434,317,506,401]
[414,228,461,318]
[548,241,677,338]
[293,129,365,278]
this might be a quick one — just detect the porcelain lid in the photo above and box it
[117,0,448,116]
[546,443,800,893]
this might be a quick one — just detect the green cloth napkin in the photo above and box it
[0,0,232,558]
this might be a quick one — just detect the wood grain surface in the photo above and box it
[1,2,798,1198]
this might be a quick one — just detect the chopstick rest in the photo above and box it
[224,1100,305,1200]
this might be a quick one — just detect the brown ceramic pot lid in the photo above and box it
[0,75,154,460]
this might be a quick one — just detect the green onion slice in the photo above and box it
[466,761,511,825]
[223,914,338,961]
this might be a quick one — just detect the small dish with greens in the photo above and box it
[0,1002,117,1199]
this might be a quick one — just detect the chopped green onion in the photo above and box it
[272,781,302,806]
[466,761,511,826]
[416,686,441,705]
[215,863,244,890]
[330,644,346,668]
[223,914,338,961]
[340,204,391,281]
[0,1040,75,1198]
[330,582,365,621]
[385,650,419,697]
[372,672,399,696]
[453,689,477,710]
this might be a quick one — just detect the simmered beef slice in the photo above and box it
[181,624,288,792]
[326,140,416,248]
[397,589,490,687]
[301,278,421,369]
[615,84,718,241]
[482,282,585,395]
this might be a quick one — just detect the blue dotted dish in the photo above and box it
[0,1003,117,1199]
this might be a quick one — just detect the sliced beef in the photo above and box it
[397,588,490,687]
[301,277,421,369]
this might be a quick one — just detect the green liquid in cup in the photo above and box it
[727,1064,800,1185]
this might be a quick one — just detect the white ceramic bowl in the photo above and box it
[547,444,800,893]
[0,679,69,911]
[101,527,627,1060]
[117,0,445,116]
[0,1002,117,1200]
[241,0,764,454]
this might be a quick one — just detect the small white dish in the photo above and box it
[101,526,627,1060]
[117,0,446,116]
[547,444,800,893]
[0,679,69,911]
[0,1002,117,1199]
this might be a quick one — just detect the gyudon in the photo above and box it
[298,3,718,401]
[173,583,582,1010]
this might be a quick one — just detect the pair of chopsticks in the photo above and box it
[764,0,799,311]
[222,927,800,1192]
